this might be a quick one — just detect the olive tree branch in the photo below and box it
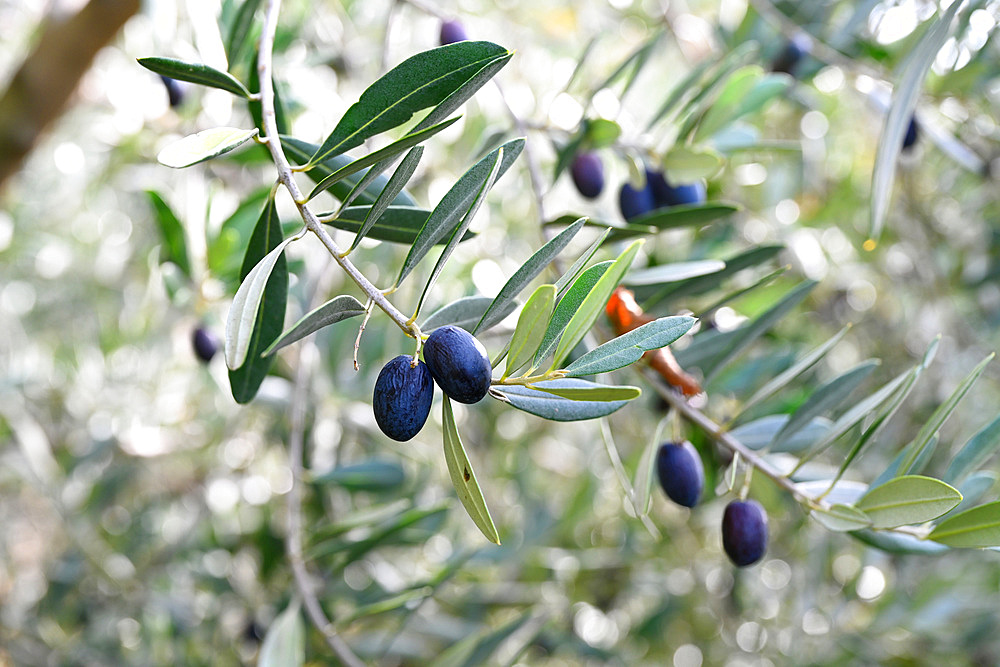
[257,0,422,343]
[642,368,927,539]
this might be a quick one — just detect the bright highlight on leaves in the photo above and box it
[504,285,556,379]
[157,127,259,168]
[563,316,695,377]
[928,501,1000,548]
[856,476,962,529]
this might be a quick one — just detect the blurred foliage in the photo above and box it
[4,0,1000,665]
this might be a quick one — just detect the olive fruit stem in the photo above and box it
[255,0,421,345]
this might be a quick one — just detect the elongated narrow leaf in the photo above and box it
[137,56,251,97]
[492,378,633,421]
[531,383,640,402]
[157,127,258,168]
[421,296,503,332]
[625,260,725,287]
[624,202,741,230]
[321,205,475,246]
[533,261,613,370]
[308,42,511,166]
[738,326,850,418]
[308,118,458,201]
[694,70,790,142]
[811,504,872,532]
[310,460,405,491]
[281,136,416,206]
[873,434,939,490]
[225,234,293,370]
[954,472,998,514]
[505,285,556,378]
[642,244,784,307]
[730,415,833,453]
[898,353,994,475]
[442,397,500,545]
[856,476,962,529]
[850,529,949,555]
[225,0,262,69]
[928,501,1000,548]
[811,366,912,460]
[262,295,366,356]
[551,240,643,369]
[589,31,662,99]
[699,280,817,381]
[474,218,586,334]
[396,138,524,287]
[414,148,503,316]
[634,417,670,515]
[437,610,535,667]
[771,360,878,451]
[944,413,1000,484]
[661,145,724,182]
[146,191,191,279]
[796,479,868,506]
[349,147,424,252]
[871,2,963,242]
[554,227,611,296]
[563,316,695,377]
[258,601,304,667]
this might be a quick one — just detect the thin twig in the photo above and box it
[257,0,421,344]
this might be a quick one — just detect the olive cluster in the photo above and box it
[568,152,706,221]
[656,441,768,567]
[372,326,492,442]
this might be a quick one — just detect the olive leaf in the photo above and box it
[442,397,501,545]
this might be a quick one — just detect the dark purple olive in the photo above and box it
[422,325,492,404]
[439,19,469,45]
[902,116,920,151]
[160,75,185,108]
[570,152,605,199]
[646,168,706,208]
[656,441,704,508]
[373,355,434,441]
[192,326,219,363]
[722,499,768,567]
[618,180,655,222]
[771,33,811,77]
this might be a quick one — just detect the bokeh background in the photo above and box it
[3,0,1000,664]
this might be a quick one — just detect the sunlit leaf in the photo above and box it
[505,285,556,379]
[442,397,501,545]
[811,504,872,532]
[530,383,641,402]
[492,378,634,421]
[661,145,724,181]
[474,217,586,334]
[551,240,643,369]
[533,260,613,369]
[258,601,304,667]
[157,127,259,168]
[320,205,475,246]
[625,260,726,287]
[227,199,291,404]
[563,316,695,377]
[262,295,366,356]
[554,227,612,296]
[308,41,512,166]
[421,296,510,332]
[137,56,251,97]
[693,68,790,142]
[928,501,1000,548]
[856,476,962,529]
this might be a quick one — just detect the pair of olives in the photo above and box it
[373,326,492,442]
[657,441,768,567]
